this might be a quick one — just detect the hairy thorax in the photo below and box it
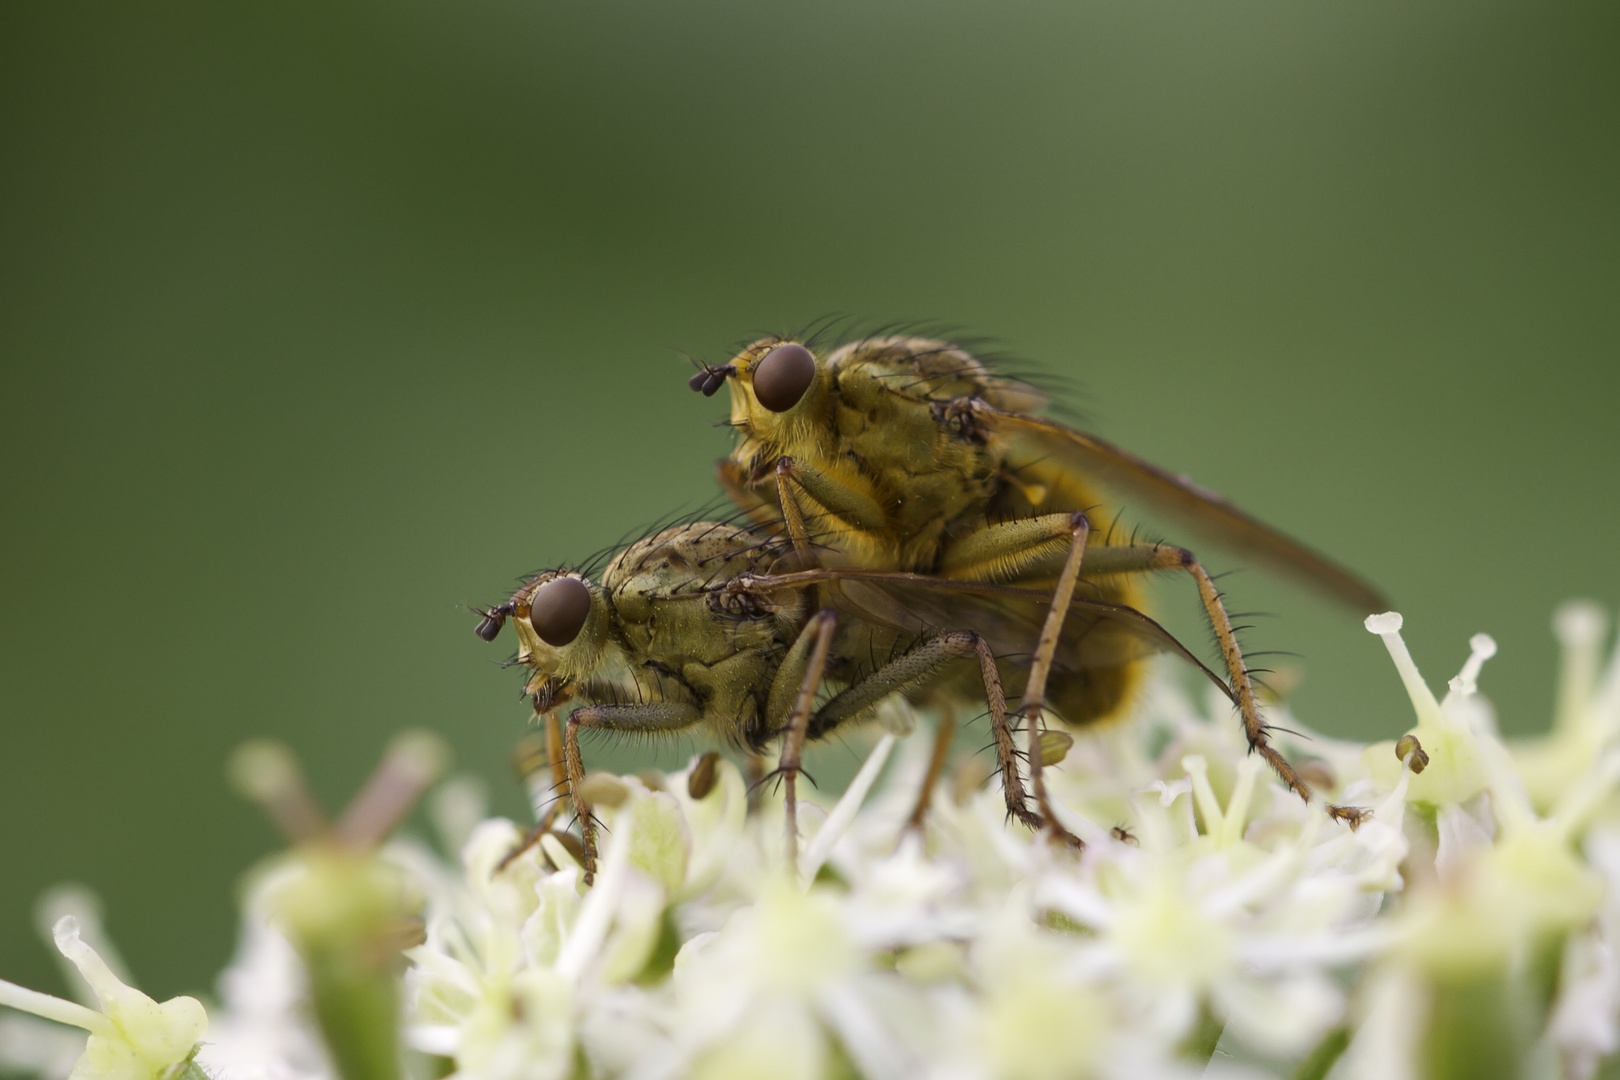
[823,339,1006,569]
[604,522,805,745]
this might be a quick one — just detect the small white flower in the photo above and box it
[402,780,692,1079]
[0,918,207,1080]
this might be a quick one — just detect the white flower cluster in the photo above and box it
[6,607,1620,1080]
[385,607,1620,1080]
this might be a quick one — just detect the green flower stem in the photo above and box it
[1290,1026,1350,1080]
[274,853,413,1080]
[1177,1001,1225,1066]
[305,955,403,1080]
[1423,974,1524,1080]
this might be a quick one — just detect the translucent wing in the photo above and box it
[975,404,1387,613]
[740,568,1236,702]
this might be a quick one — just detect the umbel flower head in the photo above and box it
[10,606,1620,1080]
[368,606,1620,1079]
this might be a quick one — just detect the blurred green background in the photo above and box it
[2,0,1616,1002]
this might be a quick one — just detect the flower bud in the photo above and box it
[1038,731,1074,768]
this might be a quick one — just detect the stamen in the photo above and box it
[334,731,451,848]
[1554,601,1608,735]
[228,740,329,843]
[1445,634,1498,703]
[35,885,130,1002]
[801,733,897,884]
[0,976,113,1038]
[1182,756,1224,838]
[1365,612,1443,726]
[1219,757,1264,848]
[1548,750,1620,841]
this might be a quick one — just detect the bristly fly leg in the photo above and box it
[563,701,703,884]
[764,609,839,873]
[774,458,819,573]
[498,707,570,872]
[905,708,958,834]
[1061,541,1369,827]
[1009,513,1091,849]
[764,470,1090,844]
[801,628,1044,835]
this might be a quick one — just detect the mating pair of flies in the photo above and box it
[476,335,1386,882]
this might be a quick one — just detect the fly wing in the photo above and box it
[975,404,1387,613]
[771,569,1235,702]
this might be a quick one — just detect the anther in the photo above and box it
[687,751,721,800]
[1395,734,1429,773]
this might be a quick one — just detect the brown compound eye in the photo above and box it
[528,576,592,647]
[752,343,816,412]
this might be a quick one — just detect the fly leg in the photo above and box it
[499,707,570,872]
[768,456,897,841]
[771,456,890,567]
[1070,542,1366,824]
[763,609,839,870]
[940,517,1363,823]
[774,459,819,570]
[904,706,958,833]
[1009,513,1091,848]
[937,511,1096,584]
[805,631,1046,836]
[938,510,1117,841]
[563,701,703,884]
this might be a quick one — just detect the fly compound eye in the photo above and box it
[752,343,816,412]
[528,576,591,647]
